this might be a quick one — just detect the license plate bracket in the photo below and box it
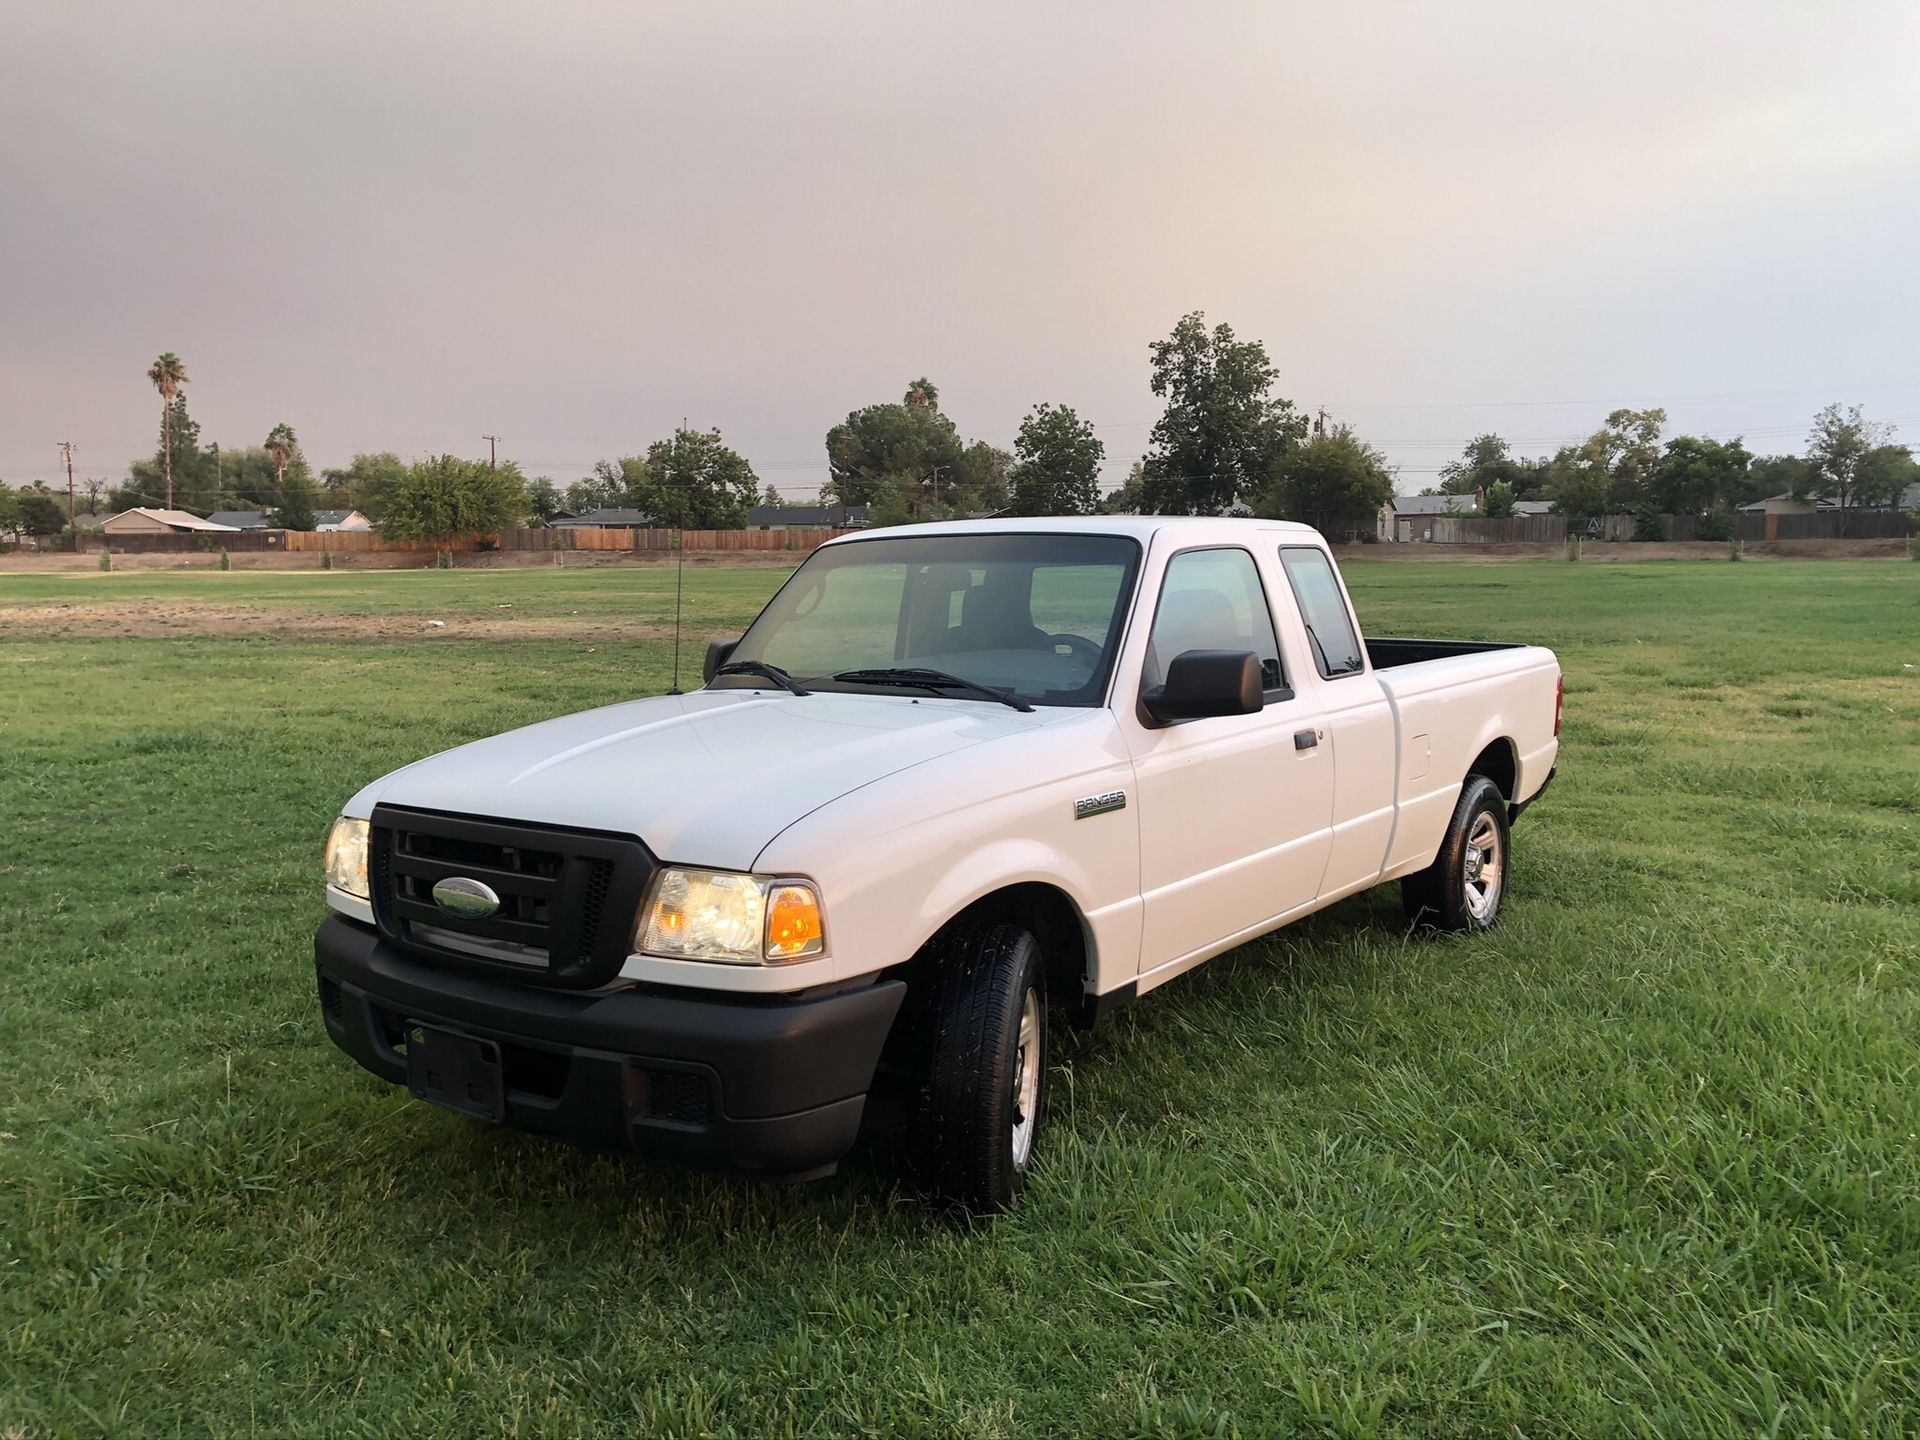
[405,1022,505,1123]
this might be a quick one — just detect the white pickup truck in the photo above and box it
[316,518,1560,1210]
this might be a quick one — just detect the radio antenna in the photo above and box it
[666,524,686,694]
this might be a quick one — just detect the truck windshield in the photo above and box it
[715,532,1141,707]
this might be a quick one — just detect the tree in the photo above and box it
[1438,434,1507,495]
[575,456,648,512]
[1483,480,1516,519]
[0,486,20,539]
[1099,463,1148,515]
[368,455,526,557]
[1437,433,1549,501]
[319,452,406,512]
[1859,443,1920,508]
[1141,313,1305,514]
[273,470,319,530]
[633,428,760,528]
[1547,408,1667,518]
[120,395,215,512]
[953,440,1012,515]
[17,482,68,537]
[825,381,966,520]
[1804,406,1906,529]
[1008,403,1104,516]
[761,483,783,507]
[1647,434,1753,517]
[524,477,563,524]
[264,422,302,497]
[1258,426,1395,537]
[146,353,190,508]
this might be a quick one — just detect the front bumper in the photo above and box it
[314,914,905,1180]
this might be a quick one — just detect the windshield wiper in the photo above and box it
[713,660,810,696]
[832,667,1034,713]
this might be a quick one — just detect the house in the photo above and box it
[1380,492,1479,542]
[102,508,239,535]
[746,504,869,531]
[547,507,655,531]
[1737,493,1833,516]
[315,509,372,532]
[1512,500,1554,517]
[206,510,273,530]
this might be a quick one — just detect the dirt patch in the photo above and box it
[0,599,679,643]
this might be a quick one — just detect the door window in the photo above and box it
[1279,546,1365,677]
[1142,548,1284,694]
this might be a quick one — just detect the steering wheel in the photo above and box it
[1049,633,1103,669]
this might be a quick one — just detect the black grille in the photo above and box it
[641,1067,714,1126]
[370,805,654,989]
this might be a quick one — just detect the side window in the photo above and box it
[1279,547,1365,678]
[1143,548,1284,694]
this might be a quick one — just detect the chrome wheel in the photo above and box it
[1462,810,1503,922]
[1009,985,1040,1169]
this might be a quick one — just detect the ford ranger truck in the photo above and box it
[316,517,1560,1212]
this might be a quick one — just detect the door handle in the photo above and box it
[1294,729,1319,751]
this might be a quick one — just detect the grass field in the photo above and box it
[3,559,1917,1437]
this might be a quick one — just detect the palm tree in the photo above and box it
[146,353,190,509]
[265,423,297,496]
[904,377,940,410]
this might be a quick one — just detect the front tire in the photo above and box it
[910,920,1048,1214]
[1402,774,1510,932]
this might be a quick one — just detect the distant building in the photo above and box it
[206,510,273,530]
[746,504,869,530]
[1737,493,1833,516]
[102,508,239,535]
[1380,492,1479,542]
[315,509,372,532]
[1511,500,1554,517]
[547,507,655,531]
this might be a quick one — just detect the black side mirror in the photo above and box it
[703,638,740,684]
[1142,650,1264,725]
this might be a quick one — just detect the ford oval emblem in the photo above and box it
[431,876,500,920]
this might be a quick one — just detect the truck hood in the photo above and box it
[349,690,1057,872]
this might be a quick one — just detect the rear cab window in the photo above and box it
[1278,546,1366,678]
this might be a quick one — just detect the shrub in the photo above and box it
[320,550,333,571]
[1698,508,1735,542]
[1728,535,1744,562]
[99,549,113,572]
[218,548,231,571]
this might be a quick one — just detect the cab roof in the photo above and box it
[820,515,1327,547]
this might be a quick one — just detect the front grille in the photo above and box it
[370,805,655,989]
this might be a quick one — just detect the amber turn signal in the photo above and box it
[764,883,825,960]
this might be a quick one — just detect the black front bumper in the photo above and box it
[314,914,905,1180]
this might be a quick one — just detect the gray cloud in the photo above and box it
[4,0,1917,494]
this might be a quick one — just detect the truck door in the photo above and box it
[1120,545,1336,981]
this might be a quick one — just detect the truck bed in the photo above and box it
[1366,637,1525,670]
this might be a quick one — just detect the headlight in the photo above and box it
[325,816,371,900]
[636,868,825,965]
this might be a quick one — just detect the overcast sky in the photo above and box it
[4,1,1918,499]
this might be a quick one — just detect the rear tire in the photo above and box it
[908,920,1047,1214]
[1402,774,1510,932]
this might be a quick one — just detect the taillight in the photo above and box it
[1554,675,1564,736]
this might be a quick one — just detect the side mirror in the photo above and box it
[703,638,740,684]
[1142,650,1263,725]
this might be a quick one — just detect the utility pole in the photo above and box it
[482,434,499,469]
[1314,406,1330,438]
[58,440,76,530]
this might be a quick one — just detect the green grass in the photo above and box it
[2,560,1917,1437]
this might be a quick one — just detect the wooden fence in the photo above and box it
[84,526,859,556]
